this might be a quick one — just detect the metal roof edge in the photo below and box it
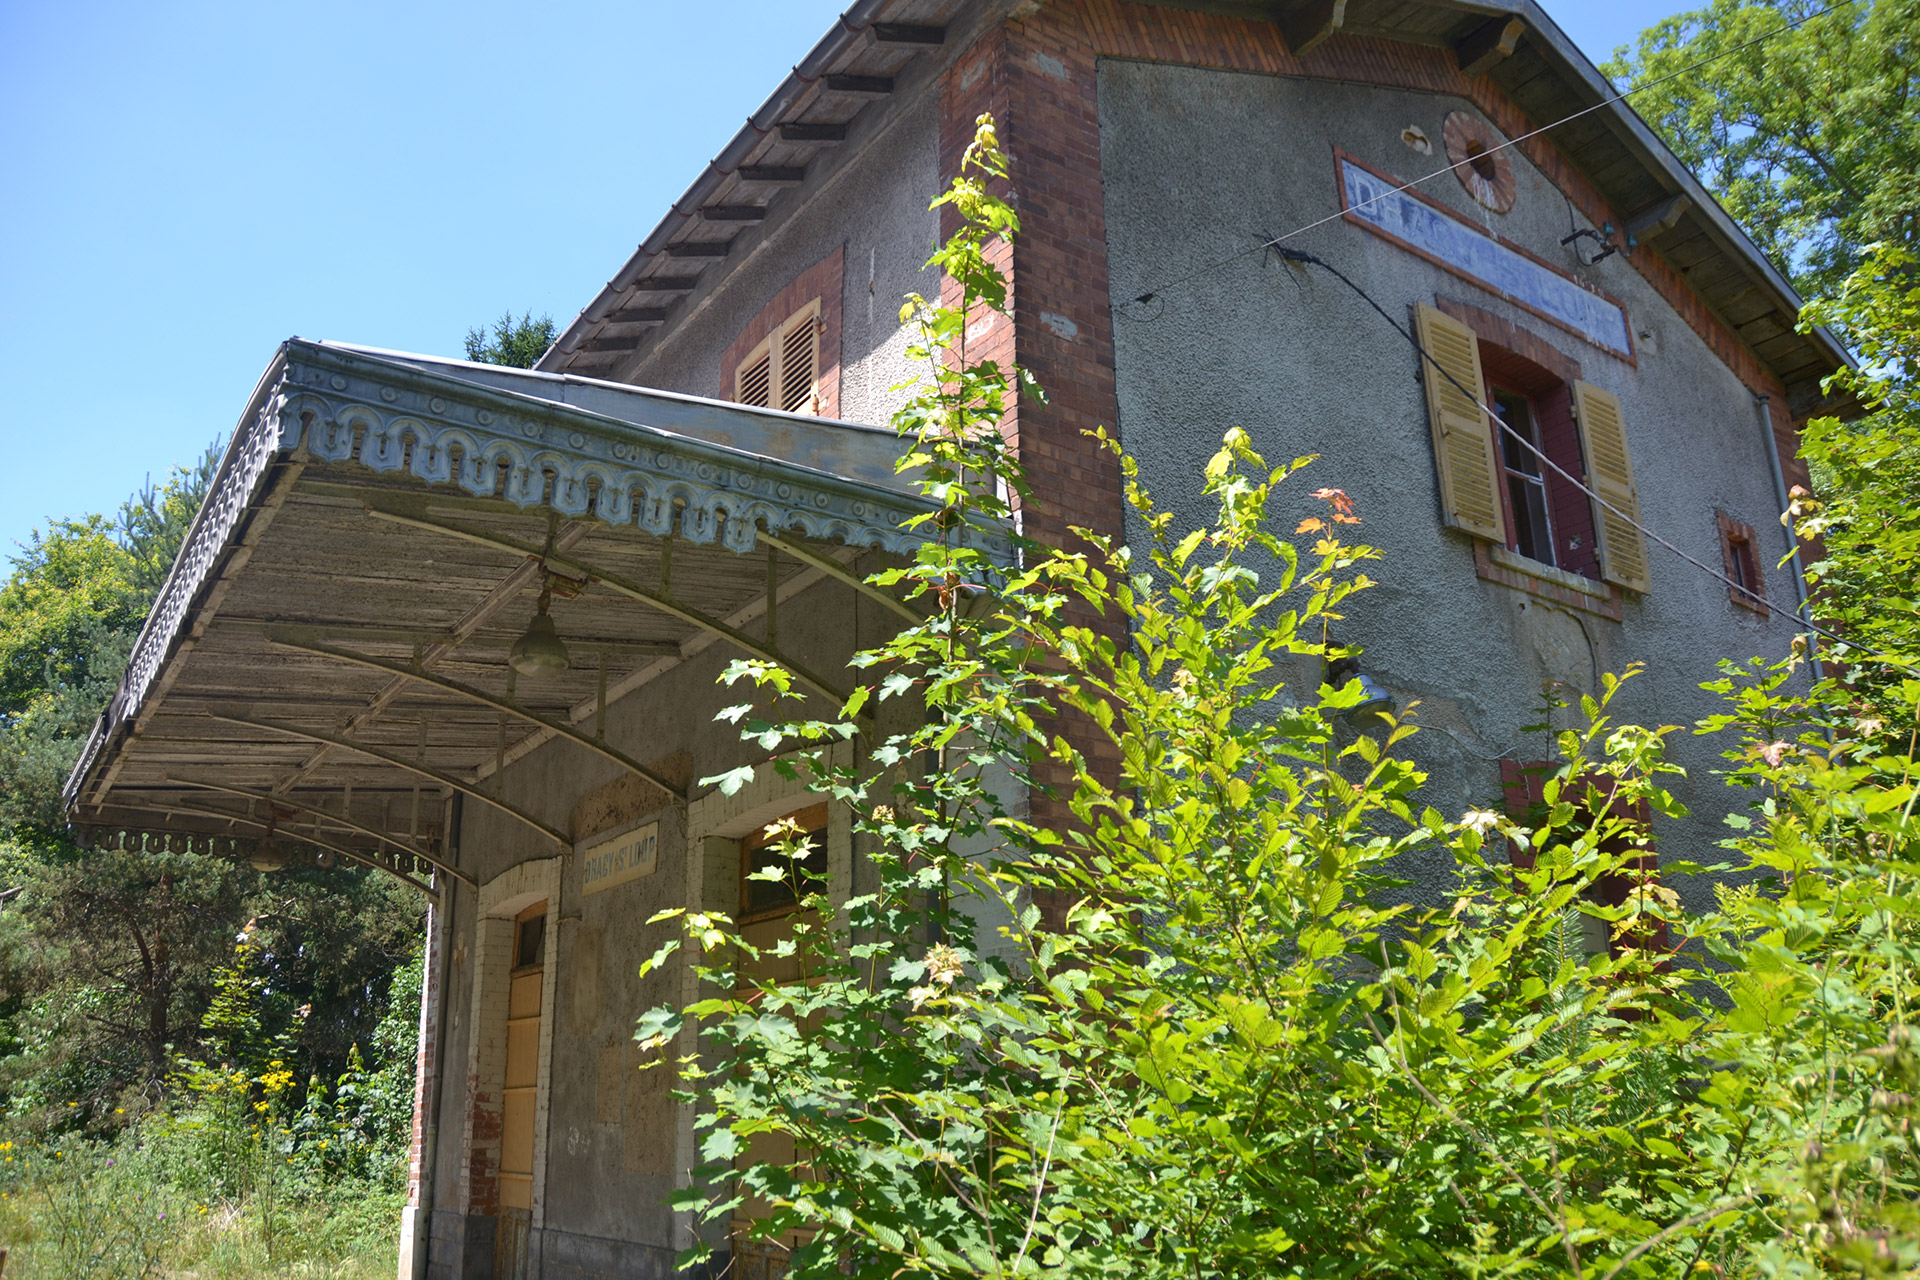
[320,340,901,438]
[62,343,300,815]
[291,339,926,499]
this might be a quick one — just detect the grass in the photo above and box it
[0,1136,403,1279]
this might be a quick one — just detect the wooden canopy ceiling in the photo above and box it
[64,341,957,893]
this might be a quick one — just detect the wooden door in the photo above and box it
[496,901,546,1277]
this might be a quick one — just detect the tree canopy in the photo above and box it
[464,311,557,368]
[1606,0,1920,301]
[0,449,422,1133]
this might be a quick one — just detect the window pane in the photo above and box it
[515,914,546,970]
[1493,389,1555,566]
[1494,392,1541,477]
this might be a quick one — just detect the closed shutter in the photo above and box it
[1414,304,1506,542]
[735,346,773,408]
[779,314,819,414]
[732,300,821,416]
[1572,381,1650,593]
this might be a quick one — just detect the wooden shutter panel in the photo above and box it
[1413,304,1506,542]
[1572,381,1650,593]
[735,343,772,408]
[778,314,817,414]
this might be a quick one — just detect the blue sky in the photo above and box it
[0,1,1688,558]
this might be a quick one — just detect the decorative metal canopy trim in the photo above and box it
[283,341,948,558]
[165,800,437,895]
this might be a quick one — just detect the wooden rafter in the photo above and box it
[362,507,854,707]
[272,521,591,793]
[756,529,920,624]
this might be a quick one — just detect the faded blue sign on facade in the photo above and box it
[1341,158,1632,358]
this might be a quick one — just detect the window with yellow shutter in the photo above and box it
[1416,303,1648,611]
[732,300,822,416]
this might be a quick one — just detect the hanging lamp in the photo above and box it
[510,586,571,677]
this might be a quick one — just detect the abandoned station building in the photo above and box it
[65,0,1851,1276]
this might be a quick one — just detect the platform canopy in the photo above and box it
[63,339,974,893]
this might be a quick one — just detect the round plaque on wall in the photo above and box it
[1444,110,1517,214]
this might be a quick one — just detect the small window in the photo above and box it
[733,301,821,415]
[1717,512,1767,613]
[1492,388,1556,568]
[740,802,829,920]
[513,903,546,972]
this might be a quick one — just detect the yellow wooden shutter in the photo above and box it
[733,300,821,415]
[1572,381,1650,593]
[735,341,773,408]
[1413,304,1506,542]
[778,314,818,414]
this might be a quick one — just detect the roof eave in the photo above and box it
[536,0,899,372]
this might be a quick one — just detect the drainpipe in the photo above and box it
[1755,393,1819,667]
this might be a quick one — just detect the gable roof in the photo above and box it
[539,0,1851,417]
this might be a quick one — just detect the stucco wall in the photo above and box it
[617,89,942,432]
[1096,58,1805,904]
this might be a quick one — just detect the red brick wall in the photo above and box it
[406,900,442,1213]
[717,247,845,419]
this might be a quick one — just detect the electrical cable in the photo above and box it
[1277,245,1918,678]
[1128,0,1855,310]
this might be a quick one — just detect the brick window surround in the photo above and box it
[458,856,561,1227]
[1716,510,1769,614]
[718,247,844,419]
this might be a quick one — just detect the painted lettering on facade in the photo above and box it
[581,822,658,896]
[1339,157,1633,358]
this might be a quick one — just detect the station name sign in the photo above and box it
[1338,155,1633,358]
[581,821,658,896]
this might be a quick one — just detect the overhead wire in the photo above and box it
[1275,245,1917,678]
[1127,0,1856,310]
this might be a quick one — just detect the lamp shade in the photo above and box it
[249,839,290,873]
[1345,673,1394,724]
[509,609,571,677]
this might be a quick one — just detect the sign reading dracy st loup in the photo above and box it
[581,821,659,896]
[1340,157,1633,358]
